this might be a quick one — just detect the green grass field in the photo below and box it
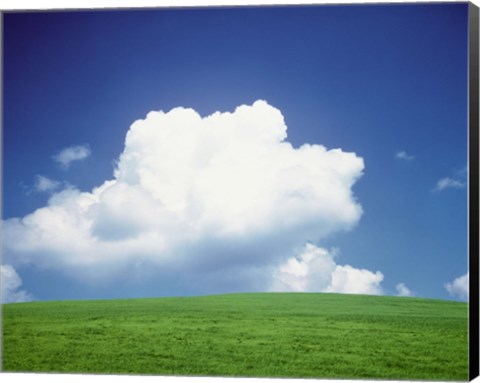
[2,292,468,380]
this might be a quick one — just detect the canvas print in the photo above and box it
[1,2,478,381]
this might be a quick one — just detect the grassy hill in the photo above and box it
[1,292,468,380]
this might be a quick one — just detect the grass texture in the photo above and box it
[2,292,468,380]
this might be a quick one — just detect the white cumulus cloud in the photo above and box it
[271,244,384,295]
[3,100,367,294]
[445,272,468,301]
[1,264,33,303]
[53,144,91,169]
[395,282,414,297]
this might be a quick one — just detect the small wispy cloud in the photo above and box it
[395,150,414,161]
[34,175,61,193]
[445,272,468,301]
[433,177,465,192]
[53,144,91,169]
[433,165,467,192]
[395,282,414,297]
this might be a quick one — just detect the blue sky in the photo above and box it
[2,3,470,302]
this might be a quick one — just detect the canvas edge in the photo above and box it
[469,1,480,381]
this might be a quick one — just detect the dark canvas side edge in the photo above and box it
[469,2,480,381]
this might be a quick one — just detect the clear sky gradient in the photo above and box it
[2,3,469,301]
